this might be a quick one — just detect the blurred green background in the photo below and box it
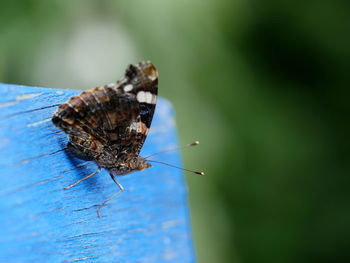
[1,1,349,262]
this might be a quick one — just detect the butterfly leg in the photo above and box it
[97,174,124,217]
[64,168,101,190]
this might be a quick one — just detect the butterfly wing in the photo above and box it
[52,61,158,159]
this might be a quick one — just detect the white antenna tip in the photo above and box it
[189,141,200,146]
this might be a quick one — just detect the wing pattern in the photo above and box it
[52,61,158,169]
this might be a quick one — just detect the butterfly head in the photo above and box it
[109,156,152,176]
[126,61,158,83]
[128,156,152,171]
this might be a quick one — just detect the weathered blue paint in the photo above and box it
[0,84,195,263]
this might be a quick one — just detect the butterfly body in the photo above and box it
[52,61,158,176]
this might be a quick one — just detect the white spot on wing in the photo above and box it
[136,91,156,104]
[145,92,153,104]
[136,91,146,103]
[129,121,139,132]
[151,94,157,104]
[148,75,157,81]
[107,83,115,88]
[123,84,133,92]
[147,69,158,81]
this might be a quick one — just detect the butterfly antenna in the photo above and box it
[147,159,205,176]
[144,141,200,159]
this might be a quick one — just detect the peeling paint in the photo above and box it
[27,118,51,127]
[0,93,43,108]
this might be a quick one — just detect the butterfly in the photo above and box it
[52,61,158,216]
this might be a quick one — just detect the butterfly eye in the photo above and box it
[126,65,138,79]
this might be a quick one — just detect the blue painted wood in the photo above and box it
[0,83,195,263]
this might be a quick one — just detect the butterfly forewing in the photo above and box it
[52,61,158,171]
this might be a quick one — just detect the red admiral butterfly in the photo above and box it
[52,61,203,216]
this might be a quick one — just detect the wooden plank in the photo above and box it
[0,83,195,263]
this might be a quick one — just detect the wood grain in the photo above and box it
[0,83,194,263]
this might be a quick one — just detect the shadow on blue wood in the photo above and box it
[0,84,195,263]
